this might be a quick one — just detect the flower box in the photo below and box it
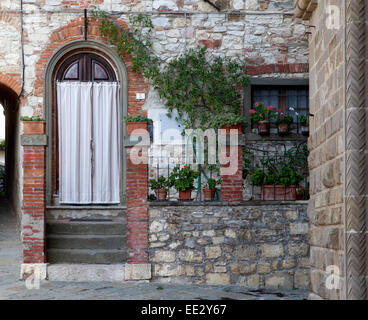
[23,121,45,135]
[126,121,148,135]
[261,185,296,201]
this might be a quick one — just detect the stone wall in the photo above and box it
[149,202,310,290]
[307,0,345,300]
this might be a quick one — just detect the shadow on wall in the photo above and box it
[0,83,21,224]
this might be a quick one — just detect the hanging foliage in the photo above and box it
[93,11,249,130]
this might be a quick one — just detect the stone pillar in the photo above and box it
[124,121,151,280]
[220,125,243,202]
[20,132,48,280]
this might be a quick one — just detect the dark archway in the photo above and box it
[0,83,21,221]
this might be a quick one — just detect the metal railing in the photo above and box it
[147,142,309,202]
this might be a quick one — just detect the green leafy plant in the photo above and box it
[20,116,45,121]
[250,145,306,188]
[169,166,200,192]
[298,115,309,127]
[124,115,152,123]
[93,12,249,131]
[149,176,170,191]
[242,147,252,180]
[276,114,294,125]
[250,167,266,186]
[0,140,5,151]
[208,114,248,129]
[148,194,157,201]
[249,102,277,122]
[205,177,221,189]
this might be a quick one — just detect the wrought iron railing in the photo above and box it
[148,141,309,202]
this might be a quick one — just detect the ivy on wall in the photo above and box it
[92,11,249,131]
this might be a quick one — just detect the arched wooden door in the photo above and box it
[54,53,121,204]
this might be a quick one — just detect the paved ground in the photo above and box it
[0,202,308,300]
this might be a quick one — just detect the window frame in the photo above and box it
[243,78,309,125]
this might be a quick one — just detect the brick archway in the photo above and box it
[0,73,21,97]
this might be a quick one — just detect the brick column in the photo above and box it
[20,131,48,280]
[220,125,243,202]
[124,121,151,280]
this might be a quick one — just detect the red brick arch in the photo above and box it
[0,73,22,96]
[34,16,148,116]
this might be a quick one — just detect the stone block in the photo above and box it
[230,262,257,275]
[205,246,222,259]
[125,264,152,280]
[265,273,293,290]
[152,250,176,263]
[179,250,203,263]
[261,244,284,258]
[206,273,230,285]
[290,223,309,235]
[234,245,257,260]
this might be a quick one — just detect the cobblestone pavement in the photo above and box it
[0,203,308,300]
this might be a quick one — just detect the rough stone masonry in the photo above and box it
[149,203,310,289]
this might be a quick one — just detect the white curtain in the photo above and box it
[57,82,120,204]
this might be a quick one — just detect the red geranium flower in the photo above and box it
[249,109,256,115]
[268,106,274,111]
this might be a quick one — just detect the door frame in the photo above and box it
[44,40,128,206]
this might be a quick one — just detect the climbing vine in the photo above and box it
[92,11,249,130]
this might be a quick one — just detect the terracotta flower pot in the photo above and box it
[179,190,192,201]
[301,126,309,136]
[23,121,45,135]
[203,188,216,201]
[257,120,270,136]
[261,185,296,201]
[154,189,167,201]
[220,124,242,134]
[278,123,289,136]
[126,121,148,135]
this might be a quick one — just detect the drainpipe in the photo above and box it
[19,0,25,98]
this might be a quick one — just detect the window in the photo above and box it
[246,80,309,123]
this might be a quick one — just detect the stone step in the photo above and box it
[47,249,127,264]
[47,221,126,235]
[47,264,126,282]
[46,206,127,220]
[47,234,126,250]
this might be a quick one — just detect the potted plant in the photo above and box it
[298,115,309,136]
[276,114,293,136]
[169,166,200,201]
[250,162,304,201]
[149,176,169,201]
[208,114,248,132]
[249,102,277,136]
[203,177,220,201]
[20,116,45,135]
[124,114,152,135]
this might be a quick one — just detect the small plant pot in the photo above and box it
[23,121,45,135]
[261,185,296,201]
[301,126,309,136]
[257,120,270,136]
[154,189,167,201]
[203,188,216,201]
[278,123,289,136]
[179,190,192,201]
